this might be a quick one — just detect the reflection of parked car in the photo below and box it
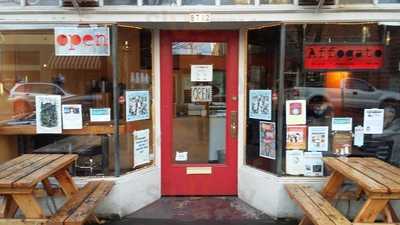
[287,78,400,109]
[8,82,101,113]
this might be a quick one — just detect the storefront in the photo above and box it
[0,1,400,219]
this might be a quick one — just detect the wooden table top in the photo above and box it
[0,154,78,189]
[323,157,400,194]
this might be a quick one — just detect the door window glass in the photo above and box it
[172,42,227,164]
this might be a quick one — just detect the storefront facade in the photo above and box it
[0,0,400,219]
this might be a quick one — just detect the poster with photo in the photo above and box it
[35,95,62,134]
[308,126,329,152]
[286,125,307,150]
[259,121,276,159]
[286,100,306,125]
[62,104,83,129]
[126,90,150,122]
[249,90,272,120]
[286,150,304,175]
[304,152,324,177]
[133,129,150,167]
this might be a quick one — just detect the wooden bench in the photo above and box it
[47,180,114,225]
[285,184,352,225]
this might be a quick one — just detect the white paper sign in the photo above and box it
[286,150,304,175]
[62,104,83,129]
[308,126,329,152]
[304,152,324,177]
[36,95,62,134]
[286,100,306,125]
[191,86,212,102]
[364,108,384,134]
[90,108,111,122]
[191,65,213,82]
[332,117,353,131]
[54,27,110,56]
[354,125,364,147]
[133,129,150,167]
[175,152,188,161]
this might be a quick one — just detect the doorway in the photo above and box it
[161,30,239,195]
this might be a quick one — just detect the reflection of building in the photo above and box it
[1,1,400,221]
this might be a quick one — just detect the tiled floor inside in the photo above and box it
[101,197,298,225]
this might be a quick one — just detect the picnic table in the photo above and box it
[0,154,114,225]
[286,157,400,225]
[322,157,400,223]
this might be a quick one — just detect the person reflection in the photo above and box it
[371,105,400,166]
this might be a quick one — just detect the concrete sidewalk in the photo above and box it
[99,197,298,225]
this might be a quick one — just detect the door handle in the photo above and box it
[230,111,238,139]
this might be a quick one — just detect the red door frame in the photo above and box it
[161,30,239,196]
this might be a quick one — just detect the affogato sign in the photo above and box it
[54,27,110,56]
[304,44,384,70]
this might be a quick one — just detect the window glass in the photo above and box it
[379,0,400,3]
[284,24,400,176]
[246,26,281,173]
[0,0,20,6]
[0,26,154,176]
[104,0,137,5]
[25,0,59,6]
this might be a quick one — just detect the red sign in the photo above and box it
[304,44,384,70]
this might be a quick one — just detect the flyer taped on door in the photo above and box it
[191,65,213,82]
[249,90,272,121]
[286,100,306,125]
[286,125,307,150]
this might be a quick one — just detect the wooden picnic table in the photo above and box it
[320,157,400,223]
[0,154,78,220]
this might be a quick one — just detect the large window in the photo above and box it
[246,23,400,176]
[0,25,154,177]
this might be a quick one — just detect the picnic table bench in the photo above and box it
[0,154,114,225]
[285,157,400,225]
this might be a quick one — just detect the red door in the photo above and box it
[161,30,238,196]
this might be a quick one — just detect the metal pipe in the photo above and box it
[111,24,121,177]
[276,23,286,176]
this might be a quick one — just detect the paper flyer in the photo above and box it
[286,100,306,125]
[191,64,213,82]
[332,131,352,155]
[332,117,352,131]
[354,125,364,147]
[90,108,111,122]
[249,90,272,120]
[364,108,384,134]
[308,126,329,152]
[133,129,151,167]
[286,125,307,150]
[35,95,62,134]
[126,90,150,122]
[304,152,324,177]
[286,150,305,175]
[259,121,276,159]
[62,104,83,130]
